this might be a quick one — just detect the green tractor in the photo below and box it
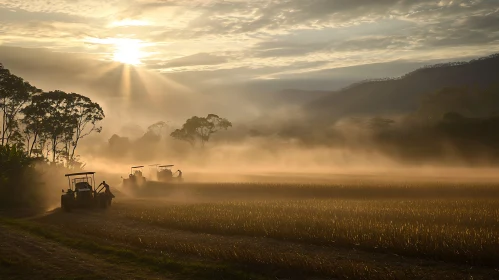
[61,172,115,212]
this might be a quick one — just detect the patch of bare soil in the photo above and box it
[0,224,168,280]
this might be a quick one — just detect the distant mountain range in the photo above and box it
[297,53,499,120]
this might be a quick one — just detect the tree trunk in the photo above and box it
[45,143,50,159]
[29,133,38,157]
[1,107,6,146]
[70,138,79,165]
[52,136,57,163]
[4,126,13,145]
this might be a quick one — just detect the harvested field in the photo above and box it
[2,180,499,279]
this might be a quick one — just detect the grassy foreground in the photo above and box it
[2,181,499,279]
[0,217,267,280]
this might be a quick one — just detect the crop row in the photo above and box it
[120,199,499,265]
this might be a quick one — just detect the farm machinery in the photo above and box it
[121,164,184,197]
[149,164,183,183]
[61,172,115,212]
[122,166,147,190]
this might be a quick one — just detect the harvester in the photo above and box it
[61,172,115,212]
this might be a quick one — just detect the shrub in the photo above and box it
[0,144,42,209]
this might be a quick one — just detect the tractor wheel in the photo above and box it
[61,196,72,212]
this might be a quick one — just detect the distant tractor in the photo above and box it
[151,164,183,182]
[122,165,147,190]
[158,164,174,182]
[61,172,115,212]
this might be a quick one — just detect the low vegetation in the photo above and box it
[20,182,499,280]
[0,144,40,209]
[123,198,499,266]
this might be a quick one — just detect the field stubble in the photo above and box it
[33,181,499,279]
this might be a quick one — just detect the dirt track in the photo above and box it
[0,224,168,280]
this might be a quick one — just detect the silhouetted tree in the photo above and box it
[0,144,37,207]
[65,93,104,166]
[21,96,48,156]
[147,121,168,138]
[20,91,104,165]
[108,134,130,158]
[0,66,40,145]
[36,91,75,163]
[171,114,232,147]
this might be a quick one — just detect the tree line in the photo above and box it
[0,63,104,168]
[338,53,499,93]
[107,114,232,160]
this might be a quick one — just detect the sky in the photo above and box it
[1,0,499,130]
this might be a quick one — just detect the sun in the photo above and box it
[112,39,144,65]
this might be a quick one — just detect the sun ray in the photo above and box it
[119,64,132,101]
[84,36,195,104]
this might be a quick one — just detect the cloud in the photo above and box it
[252,40,329,58]
[1,0,498,104]
[158,53,228,68]
[170,0,496,36]
[0,0,124,18]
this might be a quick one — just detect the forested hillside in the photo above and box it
[305,54,499,120]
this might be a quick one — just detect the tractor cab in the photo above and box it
[152,164,182,182]
[74,178,93,191]
[64,173,95,195]
[158,165,174,181]
[61,172,113,212]
[131,166,145,178]
[72,177,94,201]
[123,165,147,189]
[159,165,174,172]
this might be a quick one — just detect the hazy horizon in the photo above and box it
[2,0,499,130]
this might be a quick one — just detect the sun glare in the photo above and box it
[85,37,150,66]
[112,39,144,65]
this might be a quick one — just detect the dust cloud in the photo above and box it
[7,50,497,195]
[29,105,499,211]
[79,130,499,187]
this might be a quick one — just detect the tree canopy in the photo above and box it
[0,66,41,146]
[0,64,105,167]
[171,114,232,147]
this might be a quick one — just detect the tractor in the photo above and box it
[151,164,183,182]
[61,172,114,212]
[122,165,147,190]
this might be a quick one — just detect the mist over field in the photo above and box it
[2,1,499,279]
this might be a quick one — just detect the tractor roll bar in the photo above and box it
[65,172,96,191]
[131,166,144,174]
[65,172,95,177]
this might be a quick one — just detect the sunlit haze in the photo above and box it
[1,1,497,87]
[0,0,498,150]
[2,2,499,279]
